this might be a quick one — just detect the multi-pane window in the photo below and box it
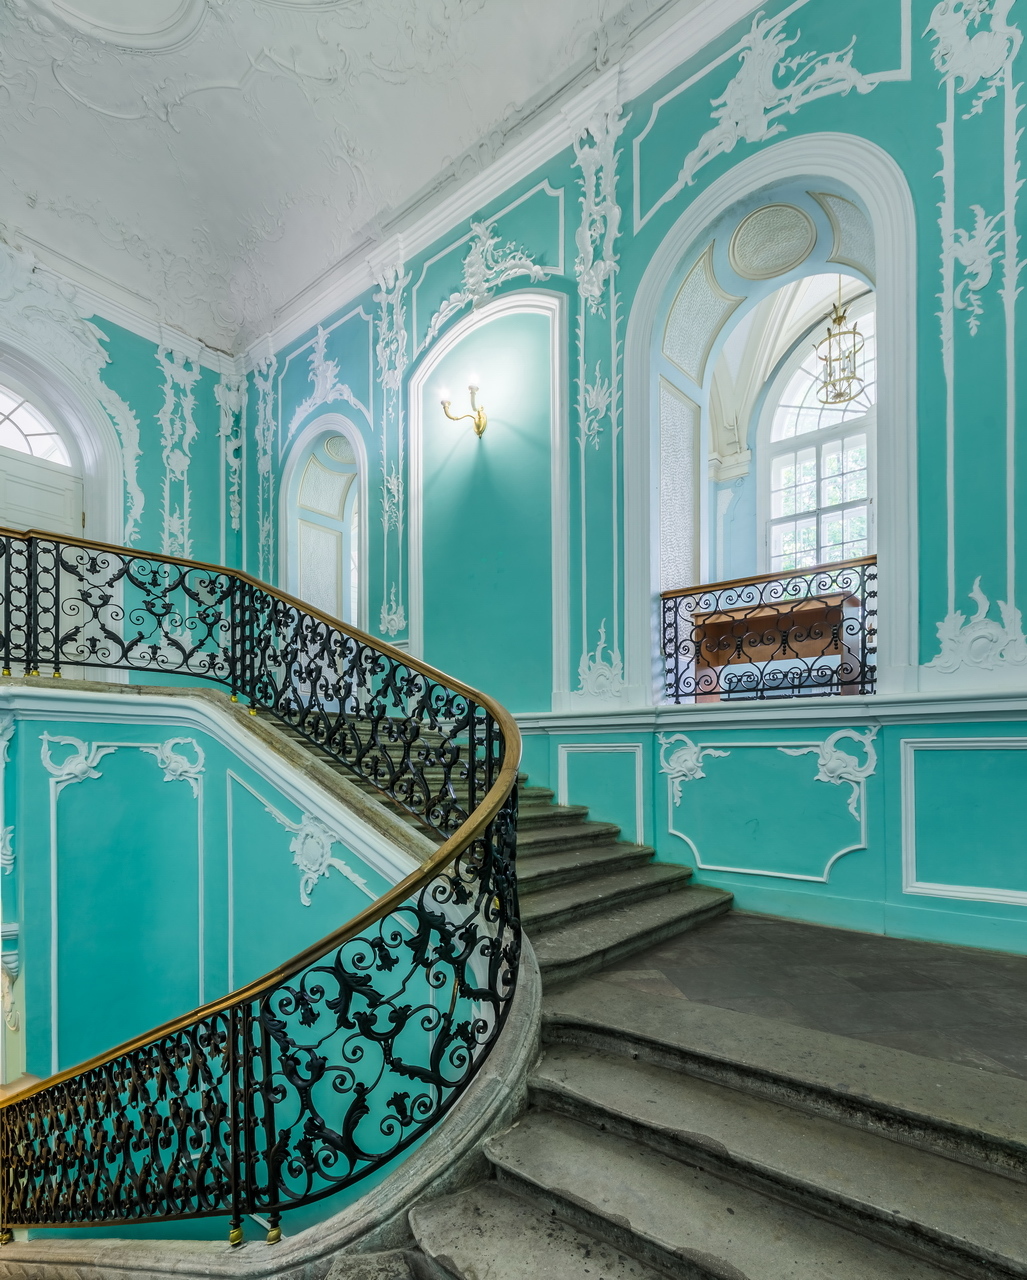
[0,385,71,465]
[766,309,875,572]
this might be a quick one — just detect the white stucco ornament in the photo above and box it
[287,814,369,907]
[926,0,1021,114]
[141,737,206,796]
[577,620,624,699]
[658,733,730,802]
[40,733,117,790]
[285,326,370,447]
[780,727,878,821]
[928,577,1027,673]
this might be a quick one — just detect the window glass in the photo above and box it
[771,312,876,442]
[0,385,71,466]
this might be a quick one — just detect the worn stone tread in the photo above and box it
[520,863,694,932]
[532,1043,1027,1277]
[515,820,624,857]
[530,886,731,984]
[542,979,1027,1180]
[410,1183,668,1280]
[516,843,656,893]
[487,1112,955,1280]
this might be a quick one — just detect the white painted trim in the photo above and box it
[407,291,570,708]
[556,742,645,844]
[623,132,919,711]
[278,414,370,633]
[664,740,868,881]
[901,737,1027,907]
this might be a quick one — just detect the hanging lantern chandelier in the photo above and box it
[815,286,865,406]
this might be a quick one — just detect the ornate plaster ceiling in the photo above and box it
[0,0,672,350]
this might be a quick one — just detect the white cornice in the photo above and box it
[247,0,763,365]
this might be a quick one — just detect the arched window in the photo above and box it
[295,433,361,623]
[761,297,876,572]
[0,381,82,536]
[0,385,71,465]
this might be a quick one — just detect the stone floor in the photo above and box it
[600,912,1027,1080]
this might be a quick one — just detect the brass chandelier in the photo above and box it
[815,286,865,406]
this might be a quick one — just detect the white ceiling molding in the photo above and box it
[1,0,763,357]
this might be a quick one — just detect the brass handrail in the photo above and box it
[0,527,521,1238]
[660,554,877,600]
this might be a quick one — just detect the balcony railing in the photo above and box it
[661,556,877,703]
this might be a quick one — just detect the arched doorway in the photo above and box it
[0,379,83,537]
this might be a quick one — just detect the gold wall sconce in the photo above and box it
[441,384,488,438]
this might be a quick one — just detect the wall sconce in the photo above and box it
[441,384,488,438]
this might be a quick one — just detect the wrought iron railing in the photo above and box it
[0,528,520,1243]
[661,556,877,703]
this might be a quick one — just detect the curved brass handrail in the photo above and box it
[0,527,521,1240]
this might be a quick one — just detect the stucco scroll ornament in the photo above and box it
[285,814,369,907]
[419,219,553,353]
[380,584,406,638]
[0,714,13,764]
[157,346,201,559]
[215,374,246,532]
[926,0,1022,117]
[285,325,371,447]
[381,459,403,534]
[949,205,1004,333]
[677,12,875,190]
[253,354,278,580]
[927,577,1027,672]
[572,105,628,314]
[580,364,611,450]
[0,239,143,542]
[658,733,730,803]
[1,953,19,1032]
[141,737,205,797]
[779,727,878,822]
[1,827,13,875]
[40,733,116,791]
[373,264,410,393]
[576,620,624,699]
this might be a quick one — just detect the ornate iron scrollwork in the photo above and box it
[0,528,520,1242]
[661,557,877,703]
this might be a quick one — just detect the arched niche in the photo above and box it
[279,414,369,630]
[406,290,569,713]
[624,133,917,704]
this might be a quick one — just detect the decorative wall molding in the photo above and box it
[661,736,873,882]
[141,736,205,796]
[40,732,116,792]
[572,104,628,313]
[901,736,1027,906]
[576,621,625,700]
[284,325,371,450]
[927,576,1027,674]
[1,827,14,876]
[374,265,410,637]
[779,726,878,821]
[633,0,912,231]
[557,741,645,844]
[156,345,201,558]
[657,731,729,800]
[252,354,277,580]
[215,372,246,560]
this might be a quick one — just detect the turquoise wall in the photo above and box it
[421,311,553,711]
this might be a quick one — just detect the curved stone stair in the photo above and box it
[258,714,731,986]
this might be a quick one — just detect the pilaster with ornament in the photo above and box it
[252,353,278,581]
[215,371,246,567]
[570,103,629,702]
[156,345,202,559]
[373,262,410,639]
[926,0,1027,676]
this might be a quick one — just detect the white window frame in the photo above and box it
[757,296,877,574]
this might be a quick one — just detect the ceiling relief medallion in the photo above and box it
[728,204,817,281]
[27,0,211,50]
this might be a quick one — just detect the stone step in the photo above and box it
[515,820,623,859]
[516,843,655,894]
[542,979,1027,1183]
[515,802,590,831]
[530,885,732,987]
[486,1111,954,1280]
[409,1182,667,1280]
[519,784,555,804]
[532,1043,1027,1279]
[520,863,693,934]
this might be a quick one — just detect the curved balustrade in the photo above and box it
[0,528,520,1244]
